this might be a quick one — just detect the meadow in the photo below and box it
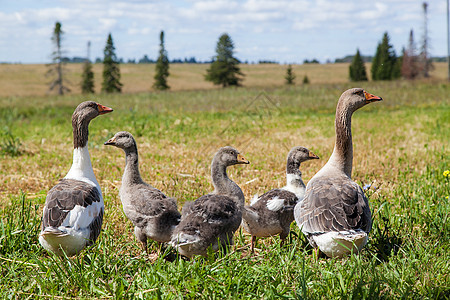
[0,63,449,299]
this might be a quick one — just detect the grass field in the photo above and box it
[0,63,449,298]
[0,62,448,97]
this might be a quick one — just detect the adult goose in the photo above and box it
[294,88,382,258]
[242,146,319,252]
[104,131,181,251]
[170,146,249,258]
[39,101,113,256]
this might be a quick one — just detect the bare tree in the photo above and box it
[402,30,419,79]
[47,21,70,95]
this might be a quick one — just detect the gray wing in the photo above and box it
[173,194,242,244]
[256,189,299,210]
[42,179,102,229]
[124,184,181,228]
[296,176,372,234]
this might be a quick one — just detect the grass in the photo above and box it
[0,65,449,298]
[0,62,448,97]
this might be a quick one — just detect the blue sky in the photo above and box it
[0,0,447,64]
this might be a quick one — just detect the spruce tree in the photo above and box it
[349,49,368,81]
[153,31,170,90]
[371,32,400,80]
[47,21,70,95]
[205,33,243,87]
[102,33,122,93]
[302,75,310,84]
[81,61,95,94]
[285,64,296,85]
[81,41,95,94]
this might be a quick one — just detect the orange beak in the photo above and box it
[104,136,116,145]
[309,151,320,159]
[237,153,250,164]
[97,103,114,115]
[364,91,383,102]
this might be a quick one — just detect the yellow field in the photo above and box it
[0,62,448,97]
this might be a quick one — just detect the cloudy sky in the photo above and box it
[0,0,447,64]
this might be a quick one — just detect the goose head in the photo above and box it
[213,146,250,167]
[72,101,113,125]
[286,146,319,174]
[338,88,382,112]
[72,101,113,149]
[104,131,136,152]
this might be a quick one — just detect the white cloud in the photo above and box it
[0,0,447,63]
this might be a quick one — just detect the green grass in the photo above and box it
[0,80,449,298]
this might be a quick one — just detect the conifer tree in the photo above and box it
[285,64,296,85]
[153,31,170,90]
[302,75,310,84]
[47,21,70,95]
[205,33,243,87]
[349,49,368,81]
[102,33,122,93]
[371,32,400,80]
[81,41,95,94]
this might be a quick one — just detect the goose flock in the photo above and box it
[38,88,382,259]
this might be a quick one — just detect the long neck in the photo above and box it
[73,116,90,149]
[211,160,245,207]
[286,159,305,189]
[122,145,144,186]
[328,102,353,177]
[65,145,100,192]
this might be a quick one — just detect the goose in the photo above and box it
[39,101,113,256]
[170,146,249,258]
[242,146,319,252]
[104,131,181,251]
[294,88,382,258]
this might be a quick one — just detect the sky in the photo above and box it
[0,0,448,64]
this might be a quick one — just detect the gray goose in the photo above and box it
[104,131,181,251]
[294,88,382,258]
[39,101,113,256]
[242,146,319,252]
[170,146,249,258]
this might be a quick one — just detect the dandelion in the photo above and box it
[444,170,450,177]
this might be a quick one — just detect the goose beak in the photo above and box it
[309,151,320,159]
[364,91,383,103]
[237,153,250,164]
[104,137,116,146]
[97,103,114,115]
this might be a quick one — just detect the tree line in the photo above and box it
[349,2,433,82]
[48,2,435,95]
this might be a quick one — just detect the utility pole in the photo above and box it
[87,41,91,62]
[447,0,450,80]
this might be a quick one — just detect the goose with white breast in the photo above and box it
[39,101,113,256]
[242,146,319,252]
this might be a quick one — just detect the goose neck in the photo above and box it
[329,104,353,177]
[72,116,90,149]
[65,145,100,191]
[122,146,143,186]
[211,160,245,206]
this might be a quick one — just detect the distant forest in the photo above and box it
[58,55,447,65]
